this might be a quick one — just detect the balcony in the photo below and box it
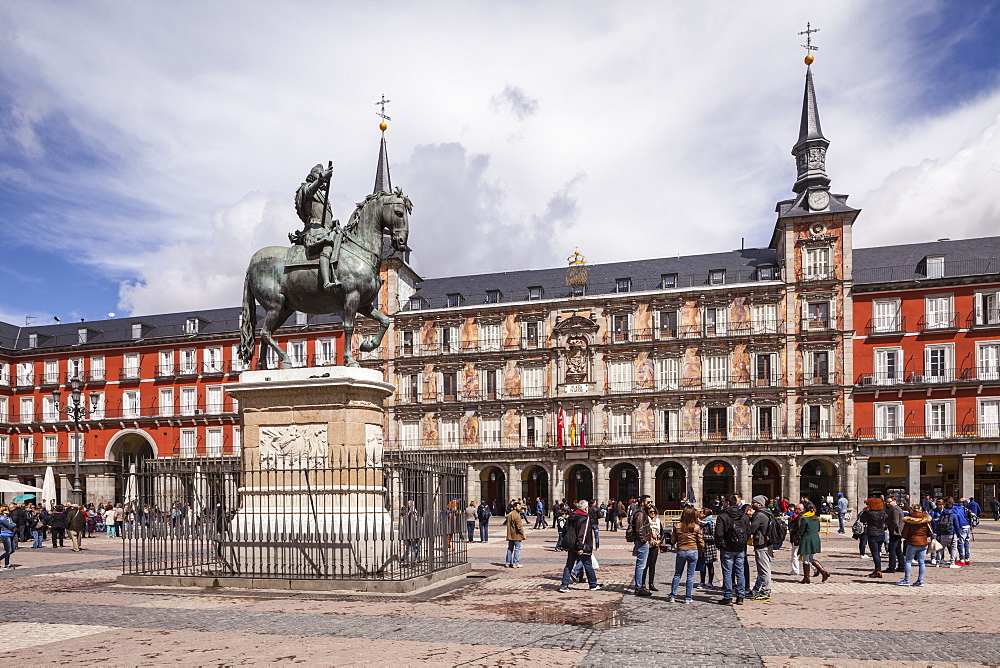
[969,309,1000,329]
[797,372,844,387]
[865,317,906,337]
[390,424,852,451]
[201,362,226,377]
[119,368,142,382]
[413,384,549,404]
[918,312,960,332]
[857,423,1000,441]
[857,366,999,389]
[155,364,178,379]
[40,372,61,387]
[607,374,786,395]
[176,365,199,377]
[802,317,834,333]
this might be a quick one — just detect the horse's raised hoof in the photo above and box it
[359,338,377,352]
[346,360,360,368]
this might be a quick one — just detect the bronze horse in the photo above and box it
[238,189,411,369]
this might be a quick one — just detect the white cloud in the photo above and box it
[0,1,997,317]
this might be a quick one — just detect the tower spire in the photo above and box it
[374,94,392,194]
[791,24,830,195]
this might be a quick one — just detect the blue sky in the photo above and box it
[1,1,999,324]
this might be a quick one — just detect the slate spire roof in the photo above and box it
[373,134,392,195]
[791,65,831,194]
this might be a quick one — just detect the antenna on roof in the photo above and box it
[25,316,36,327]
[53,317,61,323]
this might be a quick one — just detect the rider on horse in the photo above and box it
[289,163,343,291]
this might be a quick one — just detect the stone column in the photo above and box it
[550,461,562,503]
[907,455,922,505]
[595,460,608,505]
[59,475,73,506]
[507,463,519,503]
[784,455,798,502]
[854,455,869,510]
[466,464,478,506]
[689,457,701,507]
[88,474,117,506]
[961,454,976,500]
[738,456,751,502]
[641,459,654,499]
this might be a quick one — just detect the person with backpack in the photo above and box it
[836,493,849,533]
[554,510,568,551]
[557,500,603,592]
[476,500,492,543]
[859,498,888,578]
[714,494,751,605]
[748,495,776,602]
[931,499,960,567]
[952,498,973,566]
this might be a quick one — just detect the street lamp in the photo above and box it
[988,461,995,473]
[883,463,891,475]
[52,377,97,505]
[936,461,944,474]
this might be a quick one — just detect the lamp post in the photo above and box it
[52,377,97,505]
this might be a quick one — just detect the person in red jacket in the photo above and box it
[557,500,603,593]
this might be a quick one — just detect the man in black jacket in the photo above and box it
[715,494,751,605]
[885,496,905,573]
[9,504,27,542]
[476,501,492,543]
[557,500,602,592]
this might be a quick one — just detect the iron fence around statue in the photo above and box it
[120,451,466,581]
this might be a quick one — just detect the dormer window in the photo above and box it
[485,290,501,304]
[408,296,423,311]
[616,278,631,294]
[710,270,726,285]
[570,284,586,297]
[925,255,945,279]
[447,294,462,308]
[757,265,775,281]
[528,286,543,301]
[29,333,39,349]
[660,274,677,289]
[131,323,143,340]
[77,328,88,344]
[295,311,308,326]
[185,318,199,335]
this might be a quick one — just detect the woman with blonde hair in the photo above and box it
[669,506,704,603]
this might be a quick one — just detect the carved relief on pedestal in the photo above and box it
[259,424,328,469]
[365,423,384,467]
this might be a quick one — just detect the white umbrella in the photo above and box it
[124,462,138,506]
[41,467,57,510]
[0,480,44,494]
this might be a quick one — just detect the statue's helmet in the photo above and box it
[306,163,325,182]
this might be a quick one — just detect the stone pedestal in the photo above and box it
[225,367,394,578]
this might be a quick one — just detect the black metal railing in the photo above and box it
[969,309,1000,328]
[855,257,1000,285]
[857,423,1000,441]
[856,366,1000,387]
[796,372,844,386]
[121,451,466,582]
[917,312,960,332]
[606,374,786,394]
[865,317,906,336]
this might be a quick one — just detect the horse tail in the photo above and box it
[238,270,256,367]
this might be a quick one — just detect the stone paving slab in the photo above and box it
[0,621,111,651]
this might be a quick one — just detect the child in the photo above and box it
[695,508,717,589]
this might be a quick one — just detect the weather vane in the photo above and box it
[376,94,391,132]
[799,22,819,64]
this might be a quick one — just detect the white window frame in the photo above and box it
[0,435,8,462]
[180,387,198,416]
[19,435,33,463]
[523,415,542,447]
[159,350,175,375]
[203,346,224,373]
[231,344,249,372]
[925,400,954,439]
[123,353,140,379]
[90,356,105,381]
[400,420,421,448]
[805,404,832,439]
[608,360,634,393]
[975,341,1000,380]
[316,338,337,366]
[131,323,143,340]
[656,357,680,390]
[19,397,33,423]
[803,246,831,280]
[180,429,197,457]
[703,355,728,389]
[233,426,241,452]
[185,318,199,335]
[874,402,902,440]
[481,324,501,352]
[0,363,8,386]
[43,359,59,385]
[703,306,728,336]
[180,348,198,374]
[123,390,141,419]
[76,328,87,344]
[610,411,633,444]
[803,349,832,385]
[974,290,1000,326]
[521,321,543,348]
[67,358,84,380]
[926,255,945,279]
[872,299,901,333]
[923,344,954,383]
[924,294,953,330]
[522,366,545,398]
[16,362,33,387]
[205,386,223,414]
[207,427,223,456]
[288,340,308,367]
[43,434,58,461]
[440,418,460,448]
[873,347,902,385]
[753,353,778,387]
[979,398,1000,438]
[0,396,7,423]
[661,408,681,442]
[480,417,500,447]
[752,303,778,334]
[42,395,57,422]
[89,392,105,420]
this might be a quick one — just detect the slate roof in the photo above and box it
[407,248,780,311]
[0,307,343,353]
[854,236,1000,285]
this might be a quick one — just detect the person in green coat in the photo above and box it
[797,502,830,583]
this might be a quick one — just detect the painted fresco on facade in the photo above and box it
[422,413,438,444]
[634,303,651,335]
[462,362,478,400]
[421,320,437,349]
[503,360,521,397]
[462,317,478,351]
[635,351,655,390]
[682,399,700,439]
[422,363,436,400]
[635,402,655,441]
[680,300,699,337]
[463,412,479,445]
[733,396,751,436]
[682,347,701,387]
[502,409,519,444]
[731,344,750,384]
[503,313,518,348]
[731,296,749,328]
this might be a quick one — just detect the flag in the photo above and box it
[569,407,577,448]
[557,404,565,448]
[580,408,587,449]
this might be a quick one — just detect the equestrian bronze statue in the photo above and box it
[238,163,411,369]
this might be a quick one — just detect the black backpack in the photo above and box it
[477,505,491,522]
[766,514,787,549]
[723,512,750,548]
[936,510,955,534]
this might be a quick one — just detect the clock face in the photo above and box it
[808,190,830,211]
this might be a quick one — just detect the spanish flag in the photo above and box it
[569,407,577,448]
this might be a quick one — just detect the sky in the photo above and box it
[1,1,999,324]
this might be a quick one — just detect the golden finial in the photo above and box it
[567,248,586,266]
[376,94,391,132]
[799,22,819,65]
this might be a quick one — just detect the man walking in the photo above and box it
[505,501,525,568]
[477,500,492,542]
[558,500,603,592]
[630,495,653,596]
[836,493,849,533]
[65,504,86,552]
[464,502,478,543]
[715,494,751,605]
[749,496,774,602]
[533,497,547,529]
[885,496,905,573]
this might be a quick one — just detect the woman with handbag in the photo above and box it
[640,506,664,592]
[668,506,705,604]
[898,504,934,586]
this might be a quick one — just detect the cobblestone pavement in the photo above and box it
[1,522,999,665]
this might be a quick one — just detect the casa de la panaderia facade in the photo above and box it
[2,62,998,510]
